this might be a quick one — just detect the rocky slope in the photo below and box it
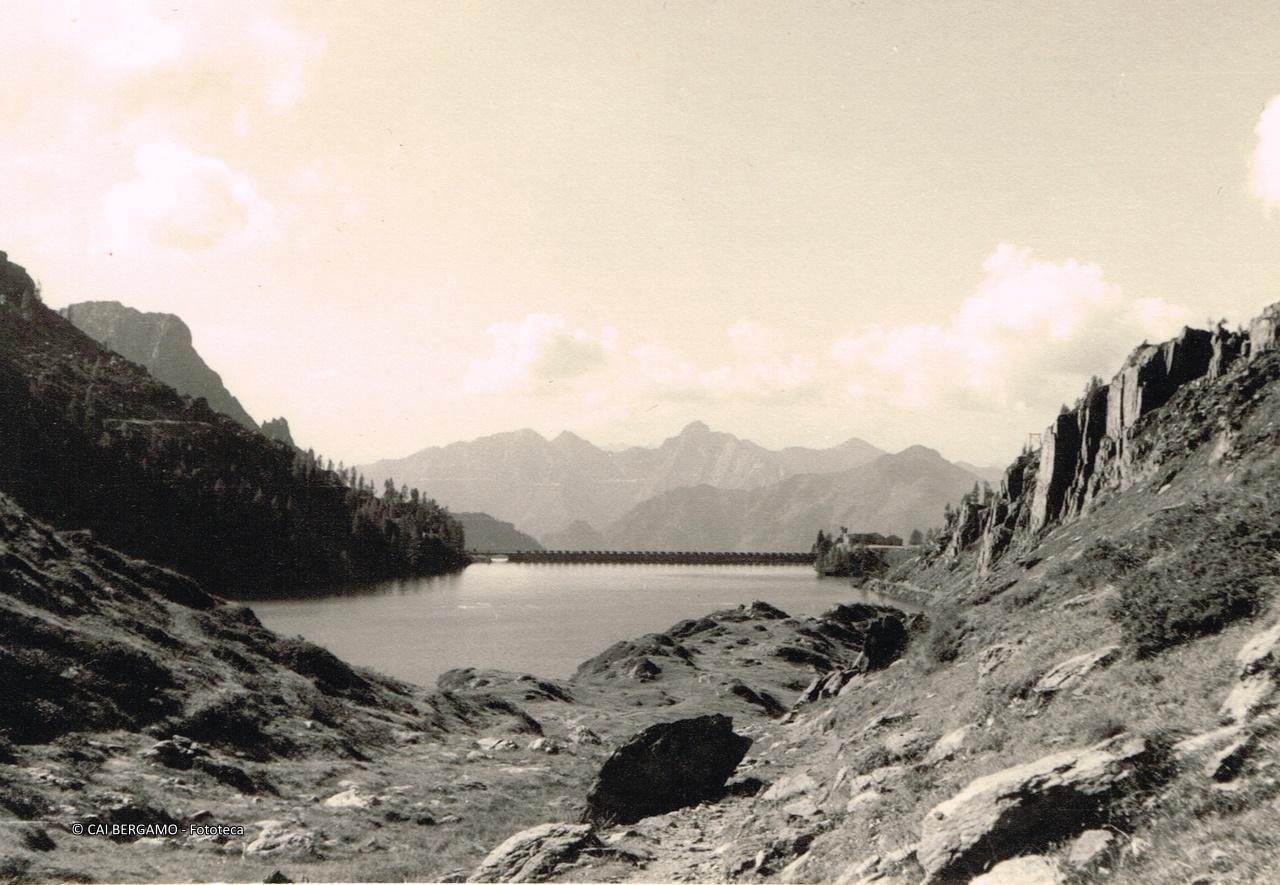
[359,423,887,541]
[452,302,1280,884]
[0,489,564,884]
[62,300,259,431]
[0,250,467,595]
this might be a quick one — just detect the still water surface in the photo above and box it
[249,562,912,687]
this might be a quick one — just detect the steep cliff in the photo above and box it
[62,300,258,430]
[934,306,1280,574]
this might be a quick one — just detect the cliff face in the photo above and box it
[62,300,258,430]
[959,306,1278,574]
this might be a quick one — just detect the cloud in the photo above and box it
[1251,94,1280,212]
[632,326,819,404]
[463,314,616,393]
[95,140,276,256]
[831,245,1188,412]
[462,313,820,406]
[37,0,187,74]
[33,1,323,122]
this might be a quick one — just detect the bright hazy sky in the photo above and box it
[4,1,1280,466]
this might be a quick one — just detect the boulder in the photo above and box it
[568,724,603,746]
[468,822,601,883]
[924,725,978,765]
[884,729,933,761]
[917,734,1161,883]
[970,855,1061,884]
[1219,621,1280,726]
[582,714,751,826]
[796,668,861,706]
[322,788,376,810]
[245,820,321,858]
[142,736,208,770]
[1064,829,1115,872]
[977,644,1014,681]
[527,737,562,755]
[477,737,519,752]
[1032,645,1121,697]
[1205,733,1258,782]
[848,764,905,797]
[761,772,819,802]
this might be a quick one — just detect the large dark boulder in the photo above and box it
[582,714,751,825]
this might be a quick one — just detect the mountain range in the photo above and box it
[57,294,981,553]
[361,424,981,551]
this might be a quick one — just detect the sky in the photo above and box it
[3,1,1280,466]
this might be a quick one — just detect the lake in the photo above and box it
[249,562,915,687]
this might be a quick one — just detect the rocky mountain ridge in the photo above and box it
[930,304,1280,576]
[62,300,259,431]
[582,446,979,551]
[359,422,888,541]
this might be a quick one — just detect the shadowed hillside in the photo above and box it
[0,251,467,595]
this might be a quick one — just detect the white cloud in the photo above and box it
[38,0,187,74]
[33,1,323,123]
[1250,94,1280,212]
[632,332,819,403]
[463,314,819,405]
[95,140,276,256]
[463,314,616,393]
[831,245,1188,412]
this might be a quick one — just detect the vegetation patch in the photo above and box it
[916,605,968,670]
[1106,491,1279,656]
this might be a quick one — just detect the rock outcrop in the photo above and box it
[1032,645,1121,699]
[260,416,295,446]
[947,304,1280,574]
[468,823,603,882]
[1248,302,1280,356]
[582,714,751,826]
[1218,620,1280,726]
[62,300,258,429]
[917,733,1162,883]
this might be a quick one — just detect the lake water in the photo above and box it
[248,562,914,687]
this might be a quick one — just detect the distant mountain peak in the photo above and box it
[895,444,946,461]
[552,429,590,446]
[680,420,712,436]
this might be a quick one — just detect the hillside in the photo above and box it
[598,446,979,551]
[359,422,886,540]
[0,488,561,884]
[62,300,259,430]
[0,250,467,594]
[456,512,544,552]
